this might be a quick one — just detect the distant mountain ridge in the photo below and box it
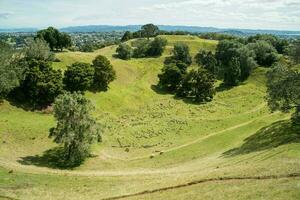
[1,25,300,37]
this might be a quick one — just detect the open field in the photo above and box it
[0,35,299,199]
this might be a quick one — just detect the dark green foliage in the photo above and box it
[236,46,257,81]
[116,43,132,60]
[248,40,278,66]
[158,64,184,91]
[121,31,133,42]
[141,24,159,40]
[215,40,242,67]
[0,41,23,100]
[19,60,63,108]
[92,55,116,91]
[195,50,217,75]
[266,63,300,124]
[172,43,192,65]
[290,39,300,63]
[176,68,216,102]
[146,37,167,57]
[24,38,55,61]
[132,39,150,58]
[63,62,94,92]
[224,57,241,86]
[215,40,257,85]
[37,27,72,51]
[49,92,101,167]
[247,34,289,54]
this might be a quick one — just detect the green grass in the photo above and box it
[0,35,299,199]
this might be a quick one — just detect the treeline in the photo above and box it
[0,38,115,109]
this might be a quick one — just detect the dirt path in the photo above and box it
[102,173,300,200]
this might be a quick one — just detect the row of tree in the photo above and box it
[116,37,167,60]
[158,43,216,102]
[0,39,115,109]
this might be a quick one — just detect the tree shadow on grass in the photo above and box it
[151,84,174,95]
[223,120,300,157]
[17,147,81,170]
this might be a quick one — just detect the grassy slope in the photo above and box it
[0,35,299,199]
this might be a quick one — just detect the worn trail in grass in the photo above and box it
[0,35,299,199]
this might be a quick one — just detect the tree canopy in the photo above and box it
[63,62,95,92]
[92,55,116,91]
[116,43,132,60]
[141,24,159,40]
[49,92,101,166]
[266,63,300,124]
[37,27,72,51]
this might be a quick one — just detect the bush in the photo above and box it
[116,43,132,60]
[172,43,192,65]
[146,37,167,57]
[132,39,150,58]
[19,60,63,108]
[176,68,216,102]
[63,62,94,92]
[195,50,217,75]
[158,64,184,92]
[248,40,278,67]
[92,55,116,91]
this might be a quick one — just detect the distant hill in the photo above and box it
[0,28,38,33]
[60,25,300,37]
[1,25,300,37]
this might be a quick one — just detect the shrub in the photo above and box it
[63,62,94,92]
[92,55,116,91]
[116,43,132,60]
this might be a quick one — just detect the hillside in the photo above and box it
[0,35,299,200]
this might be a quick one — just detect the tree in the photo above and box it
[247,40,278,66]
[215,40,242,67]
[195,50,217,75]
[236,46,257,81]
[290,39,300,63]
[37,27,72,51]
[266,63,300,124]
[172,43,192,65]
[116,43,132,60]
[24,38,55,61]
[0,41,23,100]
[19,60,63,108]
[147,37,167,57]
[158,64,184,92]
[132,39,150,58]
[92,55,116,91]
[57,33,72,51]
[223,57,241,86]
[121,31,133,42]
[141,24,159,40]
[176,68,215,102]
[49,92,101,166]
[63,62,94,92]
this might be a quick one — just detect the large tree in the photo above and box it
[92,55,116,91]
[49,92,101,166]
[116,43,132,60]
[266,63,300,124]
[172,43,192,65]
[121,31,133,42]
[141,24,159,40]
[37,27,72,51]
[176,68,216,102]
[158,64,184,92]
[0,41,23,100]
[147,37,167,57]
[24,38,55,61]
[195,50,217,75]
[63,62,94,92]
[247,40,278,67]
[19,60,63,108]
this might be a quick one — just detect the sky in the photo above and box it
[0,0,300,30]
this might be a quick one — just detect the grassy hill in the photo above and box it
[0,35,299,200]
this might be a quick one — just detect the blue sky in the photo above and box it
[0,0,300,30]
